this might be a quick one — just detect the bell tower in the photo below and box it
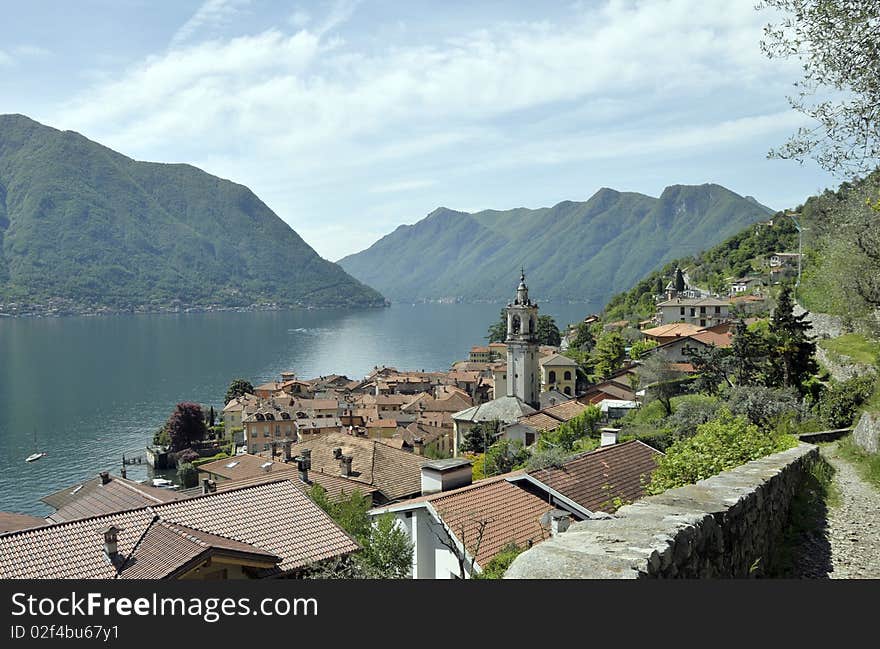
[506,269,539,408]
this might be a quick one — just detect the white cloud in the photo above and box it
[171,0,252,47]
[50,0,809,259]
[0,50,12,66]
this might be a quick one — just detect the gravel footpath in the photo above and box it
[822,445,880,579]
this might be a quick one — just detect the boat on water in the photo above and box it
[151,478,177,489]
[25,430,45,462]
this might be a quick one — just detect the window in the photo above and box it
[564,386,572,396]
[715,306,721,313]
[680,307,685,315]
[548,370,557,383]
[700,319,706,327]
[700,306,706,314]
[690,308,695,316]
[564,371,572,381]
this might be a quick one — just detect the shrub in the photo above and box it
[176,448,200,465]
[473,543,525,579]
[192,451,229,467]
[647,408,798,494]
[176,462,199,488]
[815,374,877,428]
[725,385,805,427]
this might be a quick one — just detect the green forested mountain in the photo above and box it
[338,184,773,304]
[0,114,384,313]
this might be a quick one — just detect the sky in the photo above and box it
[0,0,840,261]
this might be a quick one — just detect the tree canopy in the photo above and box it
[760,0,880,176]
[224,379,254,405]
[165,402,207,452]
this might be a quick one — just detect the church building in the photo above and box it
[451,271,540,456]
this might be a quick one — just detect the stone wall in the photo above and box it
[505,443,818,579]
[853,411,880,454]
[815,346,877,382]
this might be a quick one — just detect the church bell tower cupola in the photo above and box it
[505,269,540,408]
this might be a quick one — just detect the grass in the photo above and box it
[836,436,880,491]
[819,334,880,367]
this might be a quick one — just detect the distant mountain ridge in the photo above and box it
[0,114,384,313]
[339,184,774,304]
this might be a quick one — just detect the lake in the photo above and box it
[0,301,595,515]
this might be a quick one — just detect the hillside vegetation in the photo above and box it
[0,114,384,313]
[339,184,772,304]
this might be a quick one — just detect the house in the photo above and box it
[519,439,662,513]
[647,330,734,364]
[469,346,491,362]
[640,321,705,344]
[370,438,662,579]
[0,481,359,579]
[222,393,259,438]
[196,451,381,504]
[280,432,427,504]
[452,396,537,456]
[41,471,183,523]
[598,399,640,420]
[369,460,560,579]
[768,252,801,268]
[539,353,578,397]
[655,297,731,327]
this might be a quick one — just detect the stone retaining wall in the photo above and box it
[853,412,880,454]
[815,346,876,382]
[505,443,818,579]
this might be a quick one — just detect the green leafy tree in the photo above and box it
[359,514,414,579]
[225,379,254,404]
[648,408,798,494]
[165,402,207,452]
[725,385,804,427]
[484,439,529,477]
[637,354,681,416]
[460,420,501,454]
[629,338,659,360]
[486,311,561,346]
[536,315,562,346]
[674,267,685,292]
[729,319,770,385]
[767,285,818,392]
[536,406,601,452]
[683,343,733,395]
[571,321,597,352]
[815,375,877,429]
[592,331,626,378]
[176,462,198,488]
[309,484,372,542]
[759,0,880,176]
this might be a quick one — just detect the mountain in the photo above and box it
[338,184,774,304]
[0,114,384,313]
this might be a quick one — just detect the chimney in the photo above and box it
[549,510,570,536]
[600,428,620,447]
[99,471,110,485]
[339,454,353,477]
[282,440,292,462]
[201,479,216,494]
[296,449,312,483]
[269,441,278,459]
[332,447,342,460]
[103,525,120,558]
[413,436,424,456]
[420,458,472,495]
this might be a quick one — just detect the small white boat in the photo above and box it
[25,452,46,463]
[151,478,176,488]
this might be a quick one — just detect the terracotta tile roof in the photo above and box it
[527,441,661,513]
[641,322,704,338]
[688,330,733,348]
[201,466,380,502]
[42,474,181,523]
[0,512,47,534]
[542,399,588,422]
[119,521,279,579]
[285,432,426,502]
[0,481,359,579]
[579,382,635,404]
[518,412,563,432]
[656,297,731,307]
[429,479,555,568]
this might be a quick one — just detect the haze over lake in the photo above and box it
[0,302,594,515]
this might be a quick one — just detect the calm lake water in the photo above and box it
[0,302,594,515]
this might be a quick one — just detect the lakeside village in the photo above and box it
[0,247,828,579]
